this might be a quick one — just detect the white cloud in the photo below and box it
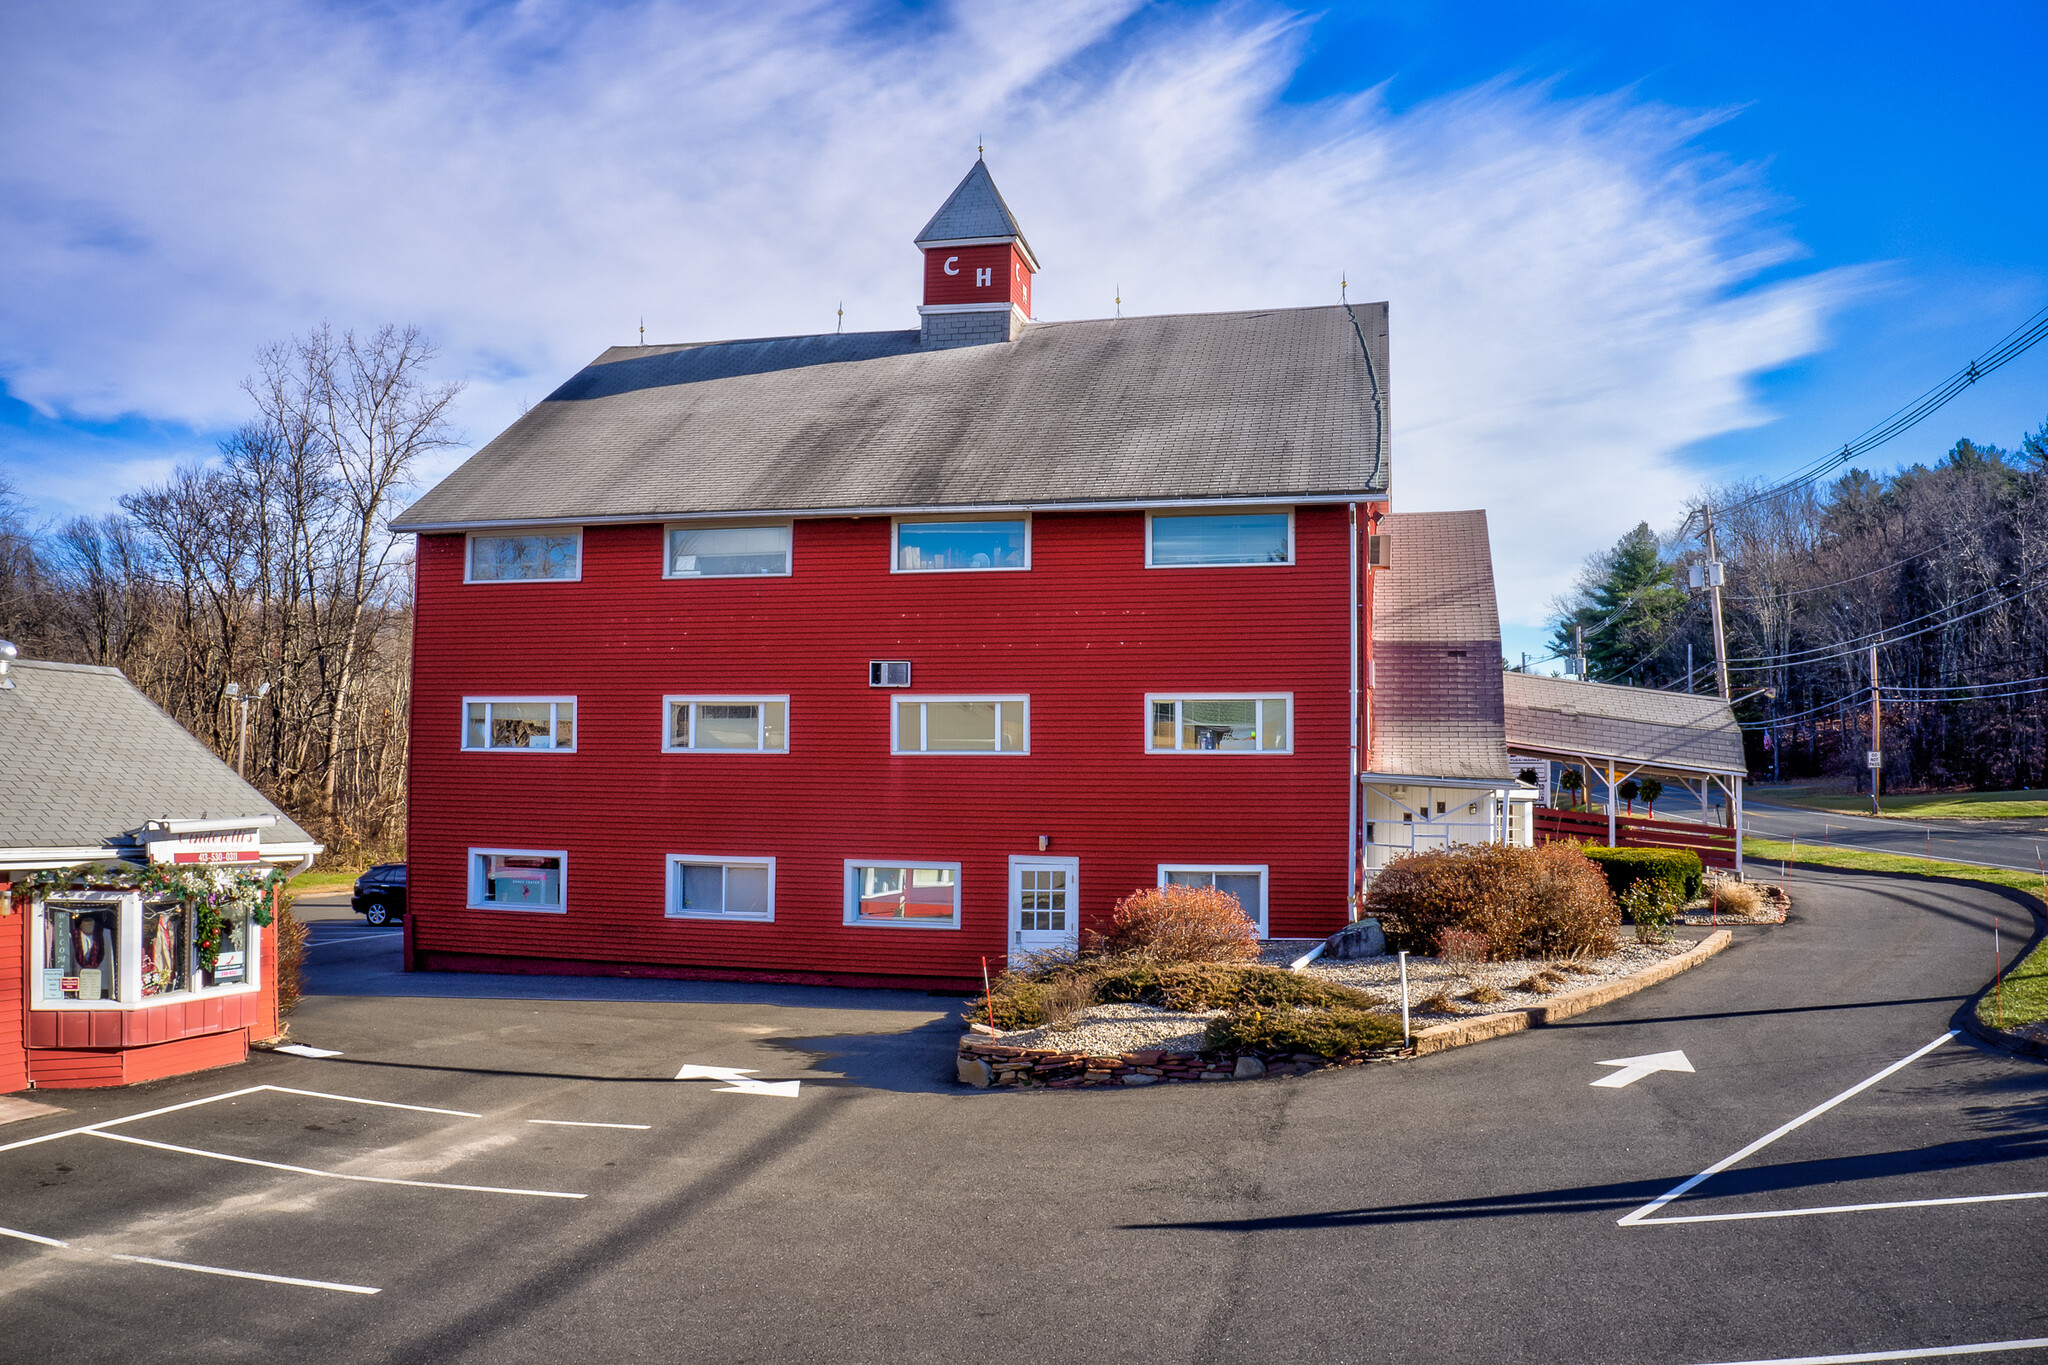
[0,0,1847,623]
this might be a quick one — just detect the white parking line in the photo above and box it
[527,1119,653,1130]
[1618,1031,2042,1228]
[1690,1336,2048,1363]
[0,1083,482,1156]
[88,1130,587,1199]
[1,1224,380,1294]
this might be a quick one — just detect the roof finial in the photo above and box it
[977,134,984,161]
[1114,284,1121,320]
[1340,272,1348,304]
[639,315,645,345]
[836,301,844,334]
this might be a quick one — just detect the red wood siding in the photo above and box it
[922,243,1032,312]
[25,989,265,1049]
[28,1031,248,1090]
[408,505,1365,985]
[0,903,26,1092]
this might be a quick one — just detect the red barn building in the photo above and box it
[391,159,1523,989]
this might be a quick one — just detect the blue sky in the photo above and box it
[2,1,2043,665]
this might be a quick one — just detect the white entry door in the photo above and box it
[1009,856,1079,958]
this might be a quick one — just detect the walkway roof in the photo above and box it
[1502,672,1746,779]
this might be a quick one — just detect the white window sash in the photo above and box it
[662,520,794,579]
[1143,508,1295,569]
[666,855,776,922]
[467,847,568,913]
[1155,864,1269,938]
[462,697,577,753]
[1143,693,1292,754]
[890,696,1030,755]
[661,696,791,753]
[889,514,1033,574]
[463,529,584,583]
[842,859,963,929]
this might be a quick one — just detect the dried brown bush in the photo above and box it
[1438,928,1491,964]
[1464,983,1504,1005]
[1365,843,1620,960]
[274,896,308,1018]
[1417,987,1457,1013]
[1514,974,1557,995]
[1714,879,1764,916]
[1088,884,1260,965]
[1038,974,1097,1032]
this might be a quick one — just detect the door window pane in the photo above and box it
[896,520,1027,571]
[1149,512,1291,566]
[469,532,580,580]
[1019,868,1067,932]
[669,524,790,577]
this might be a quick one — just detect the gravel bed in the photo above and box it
[990,1002,1224,1056]
[1258,939,1325,966]
[1305,935,1706,1024]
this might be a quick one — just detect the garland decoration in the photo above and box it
[17,862,284,974]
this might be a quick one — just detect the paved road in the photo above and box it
[1746,796,2048,875]
[3,870,2045,1364]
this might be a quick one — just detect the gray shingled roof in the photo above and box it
[915,161,1034,259]
[1502,671,1747,776]
[393,304,1390,530]
[1366,510,1512,782]
[0,659,314,853]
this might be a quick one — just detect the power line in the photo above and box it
[1724,533,1964,604]
[1684,302,2048,533]
[1727,572,2041,670]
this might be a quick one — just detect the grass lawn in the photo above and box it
[1757,782,2048,821]
[286,869,360,891]
[1746,837,2048,1031]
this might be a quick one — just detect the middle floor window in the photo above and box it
[464,698,576,752]
[665,696,789,752]
[1146,694,1292,753]
[892,696,1029,754]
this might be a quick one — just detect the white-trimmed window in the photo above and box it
[464,698,576,751]
[665,696,789,752]
[466,530,581,582]
[468,849,566,912]
[666,522,792,578]
[1146,509,1293,567]
[1159,864,1268,937]
[892,515,1029,573]
[892,696,1028,754]
[667,856,775,921]
[845,861,961,928]
[32,891,262,1008]
[1146,694,1291,753]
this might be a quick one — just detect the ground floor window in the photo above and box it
[35,892,259,1007]
[1158,864,1268,937]
[469,849,567,911]
[667,856,775,921]
[845,861,960,928]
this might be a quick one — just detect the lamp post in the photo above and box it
[224,680,271,779]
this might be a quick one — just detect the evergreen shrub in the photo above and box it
[1203,1006,1405,1058]
[1580,846,1704,903]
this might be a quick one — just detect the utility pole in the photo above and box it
[1686,641,1694,693]
[1701,506,1731,701]
[1869,644,1882,815]
[1574,624,1586,680]
[225,680,271,780]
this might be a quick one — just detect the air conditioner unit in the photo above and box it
[870,661,911,688]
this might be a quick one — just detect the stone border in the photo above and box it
[956,930,1736,1085]
[1961,1013,2048,1060]
[1411,929,1732,1056]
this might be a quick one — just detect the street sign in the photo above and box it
[1867,750,1883,769]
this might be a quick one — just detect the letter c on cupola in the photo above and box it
[943,256,959,275]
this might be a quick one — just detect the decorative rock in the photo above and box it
[1121,1073,1159,1086]
[1324,917,1386,960]
[958,1056,993,1088]
[1232,1056,1267,1079]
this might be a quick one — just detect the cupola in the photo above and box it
[914,159,1038,349]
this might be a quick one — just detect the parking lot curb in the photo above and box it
[1410,930,1734,1057]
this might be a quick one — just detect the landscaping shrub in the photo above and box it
[1204,1006,1405,1058]
[1038,974,1097,1031]
[1438,928,1490,964]
[275,895,308,1018]
[1713,879,1763,917]
[975,961,1378,1028]
[1464,983,1504,1005]
[1579,846,1703,903]
[1623,881,1681,944]
[1088,884,1259,964]
[1364,842,1619,960]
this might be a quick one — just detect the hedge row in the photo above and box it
[1578,846,1704,903]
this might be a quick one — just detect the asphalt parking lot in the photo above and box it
[3,868,2045,1365]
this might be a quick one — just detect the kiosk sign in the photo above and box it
[145,825,264,865]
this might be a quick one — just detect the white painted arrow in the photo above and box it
[674,1065,801,1098]
[1591,1050,1695,1089]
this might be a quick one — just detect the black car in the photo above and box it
[351,863,408,925]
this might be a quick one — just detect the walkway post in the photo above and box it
[1607,762,1618,847]
[1734,776,1745,879]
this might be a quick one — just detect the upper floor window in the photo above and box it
[467,530,581,582]
[1147,694,1291,753]
[666,522,791,578]
[893,696,1028,754]
[1146,510,1292,567]
[665,696,788,752]
[464,698,576,752]
[468,849,566,912]
[893,516,1029,573]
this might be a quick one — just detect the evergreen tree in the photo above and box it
[1547,522,1688,683]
